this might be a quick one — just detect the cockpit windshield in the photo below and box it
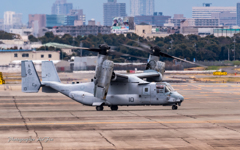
[157,84,175,93]
[166,84,175,92]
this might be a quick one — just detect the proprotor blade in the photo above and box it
[108,50,147,60]
[122,44,151,53]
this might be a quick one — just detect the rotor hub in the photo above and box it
[152,46,161,56]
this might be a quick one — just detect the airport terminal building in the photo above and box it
[0,50,60,65]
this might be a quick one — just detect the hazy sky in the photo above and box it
[0,0,239,24]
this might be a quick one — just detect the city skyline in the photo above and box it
[0,0,240,25]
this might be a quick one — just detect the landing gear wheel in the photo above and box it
[172,105,178,110]
[96,106,104,111]
[110,105,118,111]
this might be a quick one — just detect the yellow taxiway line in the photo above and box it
[1,120,240,126]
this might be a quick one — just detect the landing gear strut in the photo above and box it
[96,106,104,111]
[172,105,178,110]
[110,105,118,111]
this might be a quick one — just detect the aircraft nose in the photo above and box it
[180,95,184,101]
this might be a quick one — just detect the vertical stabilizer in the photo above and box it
[42,61,61,82]
[21,60,41,93]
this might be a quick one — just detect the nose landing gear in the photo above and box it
[172,105,178,110]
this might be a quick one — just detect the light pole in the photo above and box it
[80,41,83,57]
[170,39,174,49]
[194,43,197,51]
[233,38,236,61]
[228,48,230,61]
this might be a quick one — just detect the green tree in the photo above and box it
[28,35,38,42]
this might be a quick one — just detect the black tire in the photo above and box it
[172,105,178,110]
[110,105,118,111]
[96,106,104,111]
[175,105,178,110]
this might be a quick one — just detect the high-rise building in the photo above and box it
[28,14,46,28]
[103,0,126,26]
[134,14,171,26]
[51,0,73,15]
[130,0,155,16]
[66,15,78,26]
[211,11,236,27]
[52,26,111,37]
[46,15,77,28]
[29,14,46,37]
[69,9,86,25]
[0,19,4,31]
[192,4,236,19]
[46,15,67,27]
[169,14,186,27]
[4,11,15,26]
[88,19,96,25]
[181,18,219,27]
[4,11,22,32]
[237,3,240,26]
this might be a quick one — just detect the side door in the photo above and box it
[141,86,151,104]
[156,85,168,104]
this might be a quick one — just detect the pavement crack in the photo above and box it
[177,113,196,119]
[207,120,240,134]
[34,130,44,150]
[69,112,80,120]
[223,126,240,133]
[128,111,141,117]
[99,132,115,147]
[12,96,29,131]
[128,111,169,127]
[181,138,190,144]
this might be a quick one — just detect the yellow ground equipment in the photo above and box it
[213,71,227,76]
[0,72,5,84]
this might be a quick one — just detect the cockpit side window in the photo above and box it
[166,85,175,92]
[156,85,164,93]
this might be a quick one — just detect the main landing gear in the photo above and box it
[96,106,104,111]
[96,105,119,111]
[110,105,118,111]
[172,105,178,110]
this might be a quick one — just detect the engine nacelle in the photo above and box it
[147,55,165,76]
[94,60,114,100]
[146,72,163,82]
[155,61,165,76]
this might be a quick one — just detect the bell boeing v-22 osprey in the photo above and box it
[21,43,201,111]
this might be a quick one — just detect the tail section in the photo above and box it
[21,60,41,93]
[42,61,60,82]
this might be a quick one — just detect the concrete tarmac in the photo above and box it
[0,83,240,149]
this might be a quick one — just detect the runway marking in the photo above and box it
[0,102,77,105]
[231,85,240,87]
[197,85,229,87]
[200,92,221,94]
[1,120,240,126]
[188,95,209,97]
[182,89,202,90]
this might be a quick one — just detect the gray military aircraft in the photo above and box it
[21,44,187,111]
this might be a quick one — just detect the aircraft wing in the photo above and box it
[135,72,160,79]
[113,73,128,82]
[134,71,160,79]
[113,71,157,84]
